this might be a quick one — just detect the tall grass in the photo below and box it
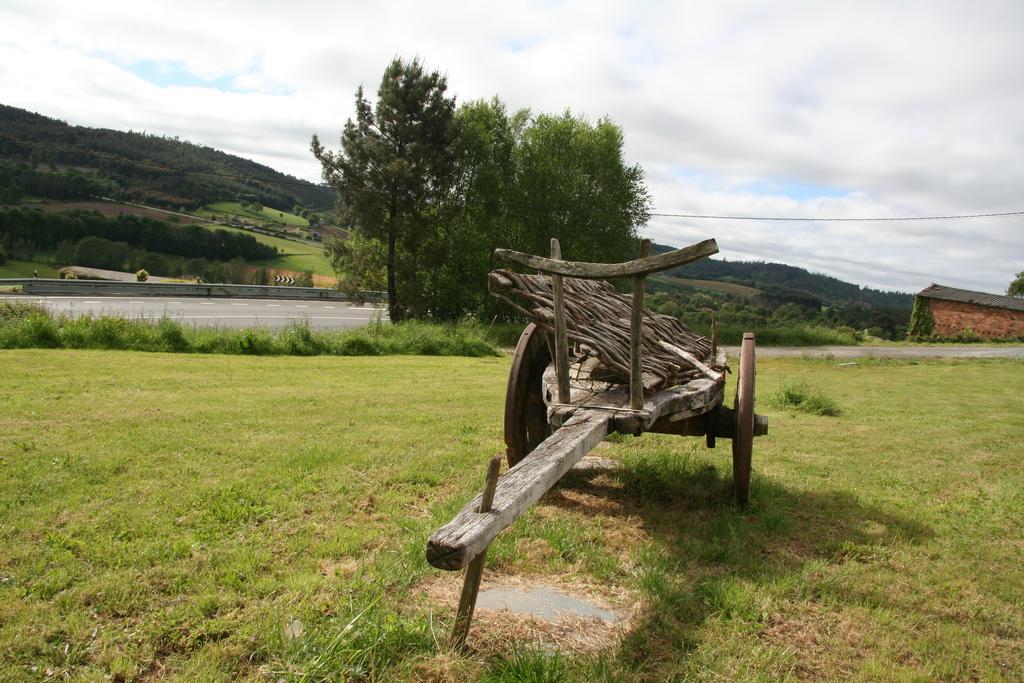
[0,302,500,357]
[767,380,842,416]
[478,320,863,349]
[688,323,862,346]
[0,300,871,359]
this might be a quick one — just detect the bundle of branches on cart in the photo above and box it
[489,269,724,391]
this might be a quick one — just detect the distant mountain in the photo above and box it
[651,241,912,310]
[0,104,334,212]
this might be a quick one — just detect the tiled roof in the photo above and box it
[917,283,1024,313]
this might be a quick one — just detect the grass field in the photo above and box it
[651,274,761,297]
[0,259,60,279]
[198,223,334,276]
[0,352,1021,680]
[203,202,309,228]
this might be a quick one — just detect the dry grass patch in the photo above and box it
[411,571,639,656]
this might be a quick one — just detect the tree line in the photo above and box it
[0,161,113,204]
[670,256,912,310]
[647,284,911,341]
[313,58,650,322]
[0,207,277,262]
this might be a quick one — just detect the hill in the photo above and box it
[0,103,334,212]
[651,241,912,309]
[646,242,912,339]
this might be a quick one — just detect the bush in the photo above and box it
[233,328,275,355]
[335,334,380,356]
[907,296,935,338]
[681,323,861,347]
[155,318,190,352]
[768,381,841,416]
[136,268,149,282]
[0,243,7,265]
[3,311,62,348]
[0,300,46,324]
[281,322,322,355]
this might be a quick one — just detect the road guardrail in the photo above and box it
[0,278,385,303]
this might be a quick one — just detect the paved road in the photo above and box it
[2,295,387,329]
[723,345,1024,359]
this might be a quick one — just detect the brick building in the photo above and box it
[916,283,1024,338]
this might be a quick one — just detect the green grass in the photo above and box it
[0,352,1022,680]
[767,380,842,415]
[205,201,309,228]
[194,223,334,276]
[0,259,61,279]
[0,303,499,357]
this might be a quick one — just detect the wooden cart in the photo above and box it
[427,237,768,646]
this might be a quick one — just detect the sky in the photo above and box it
[1,0,1022,294]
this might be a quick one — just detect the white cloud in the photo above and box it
[1,0,1022,293]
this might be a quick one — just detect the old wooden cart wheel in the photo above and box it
[504,323,552,468]
[732,332,756,506]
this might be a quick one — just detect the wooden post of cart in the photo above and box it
[550,238,571,405]
[629,239,651,410]
[450,455,502,650]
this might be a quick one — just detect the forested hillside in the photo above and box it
[653,242,911,308]
[0,104,333,211]
[646,244,912,340]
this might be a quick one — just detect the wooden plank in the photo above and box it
[550,238,571,403]
[494,238,719,279]
[656,341,724,382]
[544,348,728,433]
[427,411,610,570]
[629,239,651,410]
[451,455,502,650]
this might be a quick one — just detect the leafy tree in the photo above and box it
[312,57,458,321]
[434,98,523,319]
[435,103,650,320]
[73,236,131,270]
[510,111,649,263]
[314,63,650,321]
[324,233,386,293]
[136,251,170,276]
[1008,271,1024,297]
[54,240,75,266]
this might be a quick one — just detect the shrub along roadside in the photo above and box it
[0,301,867,357]
[0,301,500,357]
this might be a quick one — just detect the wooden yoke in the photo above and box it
[494,238,718,280]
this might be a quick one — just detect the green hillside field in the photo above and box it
[201,201,309,228]
[198,223,333,276]
[0,259,60,279]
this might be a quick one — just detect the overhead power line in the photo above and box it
[649,210,1024,221]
